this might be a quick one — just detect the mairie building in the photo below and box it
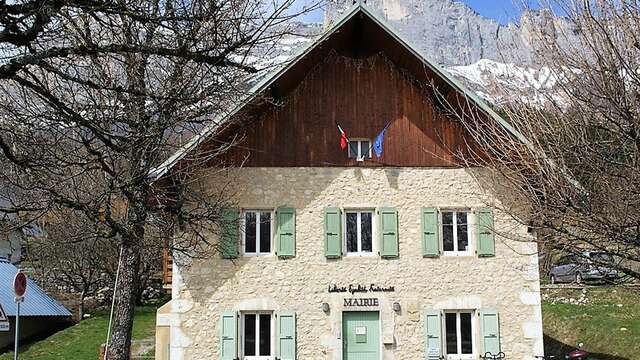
[154,3,544,360]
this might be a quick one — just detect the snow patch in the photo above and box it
[448,59,562,90]
[446,59,574,106]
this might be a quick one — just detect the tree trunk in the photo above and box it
[78,290,84,322]
[106,240,141,360]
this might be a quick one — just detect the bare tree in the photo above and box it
[27,214,110,320]
[436,0,640,280]
[0,0,322,358]
[25,212,162,320]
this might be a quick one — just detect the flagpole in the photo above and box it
[337,124,349,141]
[103,245,123,360]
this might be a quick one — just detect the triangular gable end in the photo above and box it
[0,302,7,322]
[149,2,530,179]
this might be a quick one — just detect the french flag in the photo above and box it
[337,124,348,150]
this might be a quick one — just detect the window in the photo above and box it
[590,252,614,265]
[345,210,374,255]
[242,312,273,359]
[243,210,273,256]
[444,312,475,359]
[442,211,470,255]
[557,256,572,266]
[347,139,372,161]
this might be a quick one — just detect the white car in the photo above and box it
[550,252,618,284]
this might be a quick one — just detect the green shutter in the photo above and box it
[324,207,342,258]
[480,309,501,355]
[423,310,442,360]
[379,207,399,258]
[276,312,296,360]
[477,208,496,257]
[220,208,239,259]
[276,207,296,258]
[219,311,237,360]
[421,208,440,257]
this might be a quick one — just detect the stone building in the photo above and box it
[153,3,544,360]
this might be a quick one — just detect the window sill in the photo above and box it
[345,253,377,257]
[442,252,475,258]
[242,254,276,258]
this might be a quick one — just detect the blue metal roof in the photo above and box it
[0,260,72,317]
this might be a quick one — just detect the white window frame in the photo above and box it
[347,138,372,161]
[240,311,275,360]
[343,209,376,256]
[443,311,477,360]
[441,210,473,256]
[241,209,274,257]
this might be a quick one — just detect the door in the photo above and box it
[563,256,579,281]
[342,312,380,360]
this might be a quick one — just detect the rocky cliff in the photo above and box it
[250,0,577,105]
[325,0,578,67]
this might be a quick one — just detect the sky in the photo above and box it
[294,0,561,25]
[462,0,564,25]
[463,0,530,24]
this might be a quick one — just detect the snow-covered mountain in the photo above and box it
[325,0,578,67]
[251,0,577,106]
[323,0,577,105]
[447,59,571,105]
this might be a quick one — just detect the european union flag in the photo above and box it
[373,127,386,158]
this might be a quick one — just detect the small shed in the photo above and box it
[0,258,72,350]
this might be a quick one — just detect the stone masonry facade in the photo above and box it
[161,167,544,360]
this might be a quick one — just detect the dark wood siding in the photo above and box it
[219,53,479,167]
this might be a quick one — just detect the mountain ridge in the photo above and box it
[252,1,574,105]
[325,0,577,67]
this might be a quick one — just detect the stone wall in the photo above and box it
[162,167,543,360]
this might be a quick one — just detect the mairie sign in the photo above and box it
[343,298,380,307]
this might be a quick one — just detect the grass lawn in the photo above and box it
[543,286,640,360]
[0,306,157,360]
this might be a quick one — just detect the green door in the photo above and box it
[342,312,380,360]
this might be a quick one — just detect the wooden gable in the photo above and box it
[219,54,475,167]
[146,3,524,180]
[212,10,482,168]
